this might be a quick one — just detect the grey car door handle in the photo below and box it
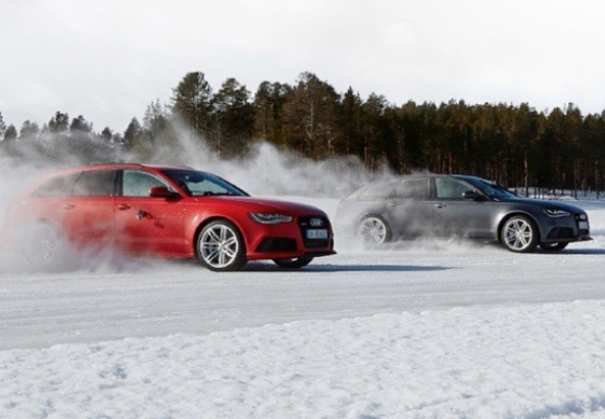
[434,203,446,209]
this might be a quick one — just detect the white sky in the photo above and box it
[1,0,605,132]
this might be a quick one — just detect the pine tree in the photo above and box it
[2,125,18,156]
[253,81,290,147]
[19,120,40,140]
[70,115,93,133]
[138,100,179,162]
[362,93,388,170]
[48,111,70,133]
[123,118,143,154]
[281,72,340,159]
[0,111,6,141]
[337,87,364,157]
[171,71,213,136]
[212,77,254,157]
[101,127,113,142]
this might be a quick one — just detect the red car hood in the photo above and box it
[189,196,326,215]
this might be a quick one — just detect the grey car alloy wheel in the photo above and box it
[358,216,391,245]
[501,216,539,252]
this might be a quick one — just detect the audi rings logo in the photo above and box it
[310,218,323,227]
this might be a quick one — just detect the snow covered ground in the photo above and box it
[3,194,605,418]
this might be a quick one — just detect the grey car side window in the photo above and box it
[435,179,472,199]
[394,179,428,199]
[358,182,397,201]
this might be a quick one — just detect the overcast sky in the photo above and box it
[1,0,605,132]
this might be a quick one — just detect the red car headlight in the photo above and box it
[248,213,293,225]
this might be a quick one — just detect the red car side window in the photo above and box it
[31,173,81,197]
[122,170,170,197]
[72,170,115,197]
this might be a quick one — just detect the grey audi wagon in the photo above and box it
[335,174,591,252]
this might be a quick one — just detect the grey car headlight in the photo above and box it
[249,213,293,224]
[543,208,570,218]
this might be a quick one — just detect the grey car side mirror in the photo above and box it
[463,190,487,201]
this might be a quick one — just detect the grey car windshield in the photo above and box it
[470,178,517,200]
[159,169,249,197]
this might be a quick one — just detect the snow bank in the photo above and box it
[2,301,605,419]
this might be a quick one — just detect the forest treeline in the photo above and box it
[1,71,605,195]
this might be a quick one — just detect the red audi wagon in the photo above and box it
[0,163,335,271]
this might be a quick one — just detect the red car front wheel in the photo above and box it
[197,220,247,271]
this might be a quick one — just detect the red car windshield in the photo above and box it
[159,169,249,197]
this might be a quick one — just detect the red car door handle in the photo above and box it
[136,210,154,220]
[62,203,75,210]
[117,204,131,210]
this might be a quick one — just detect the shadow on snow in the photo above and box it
[244,262,452,273]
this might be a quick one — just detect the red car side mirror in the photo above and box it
[149,186,178,198]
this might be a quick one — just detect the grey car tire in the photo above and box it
[539,242,569,251]
[197,220,247,271]
[500,215,539,253]
[358,215,392,245]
